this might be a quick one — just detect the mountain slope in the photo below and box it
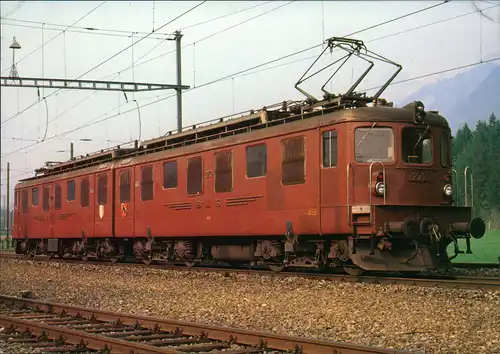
[398,63,500,131]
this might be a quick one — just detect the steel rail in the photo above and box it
[0,315,178,353]
[0,295,405,354]
[1,251,499,290]
[452,262,500,269]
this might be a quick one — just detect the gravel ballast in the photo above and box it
[0,258,499,353]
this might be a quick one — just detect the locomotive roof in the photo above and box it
[17,97,449,186]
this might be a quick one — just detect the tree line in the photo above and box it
[452,113,500,229]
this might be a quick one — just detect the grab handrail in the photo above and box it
[451,169,458,206]
[346,162,352,224]
[464,166,473,208]
[369,161,386,224]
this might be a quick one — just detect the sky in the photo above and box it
[0,0,499,207]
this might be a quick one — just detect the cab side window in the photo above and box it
[322,130,338,167]
[441,131,450,167]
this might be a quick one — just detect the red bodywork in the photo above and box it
[12,105,483,272]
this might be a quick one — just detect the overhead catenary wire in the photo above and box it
[0,0,459,158]
[51,0,296,89]
[0,21,173,41]
[0,1,206,127]
[76,1,206,80]
[5,0,294,137]
[1,1,107,74]
[6,55,498,160]
[84,0,450,86]
[0,1,272,40]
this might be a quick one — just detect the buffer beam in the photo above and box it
[0,76,190,92]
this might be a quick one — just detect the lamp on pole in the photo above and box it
[9,37,21,79]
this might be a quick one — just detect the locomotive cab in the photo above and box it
[345,101,486,272]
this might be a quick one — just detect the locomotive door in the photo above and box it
[115,167,135,237]
[50,183,62,239]
[319,125,350,234]
[94,169,114,237]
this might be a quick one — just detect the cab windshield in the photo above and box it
[355,127,394,163]
[402,126,433,164]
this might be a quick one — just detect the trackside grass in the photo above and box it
[449,229,500,264]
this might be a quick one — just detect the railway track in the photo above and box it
[452,262,500,269]
[1,251,499,291]
[0,294,405,354]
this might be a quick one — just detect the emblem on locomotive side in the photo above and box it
[121,203,128,217]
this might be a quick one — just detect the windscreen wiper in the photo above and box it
[413,124,430,151]
[356,122,377,148]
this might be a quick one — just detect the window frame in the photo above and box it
[354,126,395,164]
[80,178,90,208]
[440,130,450,168]
[32,187,39,206]
[215,150,233,193]
[401,126,433,166]
[187,156,203,196]
[322,130,338,168]
[162,161,178,189]
[141,166,154,201]
[281,136,306,186]
[119,170,132,203]
[67,180,76,202]
[246,143,267,178]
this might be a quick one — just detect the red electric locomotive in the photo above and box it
[12,37,486,274]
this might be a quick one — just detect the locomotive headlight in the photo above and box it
[375,182,385,196]
[443,184,452,197]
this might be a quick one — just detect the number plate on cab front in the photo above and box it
[407,170,434,183]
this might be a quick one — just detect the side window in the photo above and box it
[21,190,28,213]
[67,180,76,201]
[42,186,50,211]
[15,190,19,208]
[246,144,267,178]
[322,130,338,167]
[80,178,90,207]
[187,156,203,195]
[441,130,450,167]
[215,151,233,193]
[97,175,108,205]
[163,161,178,189]
[55,184,62,210]
[119,170,131,203]
[32,187,39,206]
[141,166,154,201]
[281,136,306,185]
